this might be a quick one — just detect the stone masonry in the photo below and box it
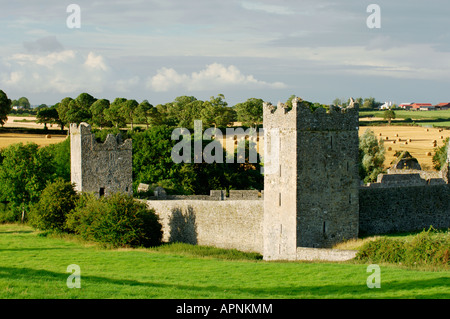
[262,98,360,260]
[70,122,132,197]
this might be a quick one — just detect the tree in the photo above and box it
[0,90,12,127]
[233,98,263,127]
[36,106,61,129]
[359,129,386,183]
[383,109,396,125]
[56,97,73,129]
[90,99,112,128]
[0,143,56,220]
[18,97,31,109]
[28,179,78,232]
[66,99,92,124]
[122,99,139,130]
[136,100,154,129]
[104,98,127,128]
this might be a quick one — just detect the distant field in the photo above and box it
[0,133,67,149]
[359,125,449,170]
[360,110,450,127]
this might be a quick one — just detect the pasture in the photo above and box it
[0,224,448,299]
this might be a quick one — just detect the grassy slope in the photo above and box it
[1,224,449,299]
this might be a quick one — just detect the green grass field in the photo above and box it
[1,224,449,299]
[359,110,450,127]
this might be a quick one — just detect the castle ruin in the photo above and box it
[70,122,132,197]
[70,99,450,261]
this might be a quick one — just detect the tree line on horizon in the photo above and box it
[2,89,384,130]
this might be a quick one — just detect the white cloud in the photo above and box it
[148,63,287,92]
[241,1,294,15]
[0,50,136,96]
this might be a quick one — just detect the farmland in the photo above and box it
[0,116,67,149]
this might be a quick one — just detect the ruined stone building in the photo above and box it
[70,99,450,261]
[70,122,132,197]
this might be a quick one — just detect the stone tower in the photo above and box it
[70,122,133,197]
[263,98,360,260]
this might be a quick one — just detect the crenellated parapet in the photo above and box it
[70,122,132,151]
[263,97,359,132]
[70,122,132,197]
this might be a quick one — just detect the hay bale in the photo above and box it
[45,135,51,139]
[408,138,412,142]
[387,147,392,151]
[426,152,432,156]
[385,136,389,140]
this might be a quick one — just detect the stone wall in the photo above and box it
[70,122,132,197]
[144,199,264,254]
[359,184,450,235]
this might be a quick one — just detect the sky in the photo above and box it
[1,0,450,107]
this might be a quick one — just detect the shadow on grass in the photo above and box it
[0,266,448,299]
[0,230,34,234]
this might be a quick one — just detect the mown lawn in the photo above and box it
[0,224,448,299]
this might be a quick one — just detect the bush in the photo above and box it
[28,179,78,231]
[356,237,406,264]
[0,202,20,223]
[66,192,162,248]
[356,228,450,267]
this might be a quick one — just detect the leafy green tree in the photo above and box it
[44,138,71,182]
[0,143,56,220]
[28,179,78,232]
[104,98,127,128]
[200,95,232,128]
[136,100,154,129]
[18,97,31,109]
[383,109,396,125]
[0,90,12,127]
[132,125,187,193]
[122,99,139,130]
[90,99,112,128]
[233,98,263,127]
[66,99,92,124]
[359,129,386,183]
[56,97,73,128]
[75,93,97,110]
[36,106,61,129]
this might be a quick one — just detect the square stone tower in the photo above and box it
[263,98,360,260]
[70,122,133,197]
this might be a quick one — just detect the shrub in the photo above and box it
[66,192,162,248]
[356,237,406,264]
[28,179,78,231]
[356,228,450,267]
[0,202,20,223]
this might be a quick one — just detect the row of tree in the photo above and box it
[32,93,265,131]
